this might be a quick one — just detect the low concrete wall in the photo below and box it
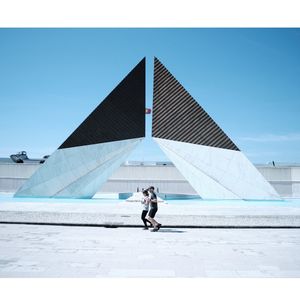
[1,162,300,198]
[257,166,300,198]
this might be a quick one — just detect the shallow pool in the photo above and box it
[0,193,122,204]
[1,193,300,207]
[164,198,300,207]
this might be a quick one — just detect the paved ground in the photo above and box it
[1,224,300,278]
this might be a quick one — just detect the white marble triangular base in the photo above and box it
[154,138,280,200]
[15,138,143,198]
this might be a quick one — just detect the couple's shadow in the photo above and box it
[155,228,185,233]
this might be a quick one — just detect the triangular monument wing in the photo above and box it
[152,57,280,200]
[15,58,146,198]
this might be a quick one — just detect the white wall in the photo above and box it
[1,162,300,198]
[258,166,300,198]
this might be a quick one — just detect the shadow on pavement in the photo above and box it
[156,228,186,233]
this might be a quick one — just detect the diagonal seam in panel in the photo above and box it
[154,138,241,199]
[53,139,142,197]
[17,138,142,196]
[55,141,140,198]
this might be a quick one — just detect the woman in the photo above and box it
[141,190,152,230]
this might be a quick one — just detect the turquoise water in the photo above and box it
[1,193,300,207]
[0,194,122,204]
[165,199,300,207]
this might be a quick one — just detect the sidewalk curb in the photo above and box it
[1,221,300,229]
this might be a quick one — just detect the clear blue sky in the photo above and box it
[0,28,300,163]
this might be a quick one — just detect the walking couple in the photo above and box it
[141,186,162,232]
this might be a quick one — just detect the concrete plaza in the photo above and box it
[1,194,300,277]
[1,224,300,277]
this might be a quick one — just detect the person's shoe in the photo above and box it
[151,227,159,232]
[157,223,162,230]
[143,227,148,230]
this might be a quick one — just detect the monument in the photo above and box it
[15,57,280,200]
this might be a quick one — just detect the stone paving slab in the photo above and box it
[1,224,300,278]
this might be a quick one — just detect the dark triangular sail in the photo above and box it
[152,57,239,151]
[59,58,146,149]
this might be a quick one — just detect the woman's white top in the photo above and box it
[141,196,150,211]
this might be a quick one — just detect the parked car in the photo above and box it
[10,151,28,163]
[10,151,50,164]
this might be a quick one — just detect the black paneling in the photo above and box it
[152,57,239,151]
[59,58,146,149]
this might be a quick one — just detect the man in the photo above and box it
[146,186,162,232]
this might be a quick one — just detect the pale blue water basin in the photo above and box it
[164,198,300,207]
[0,194,122,204]
[1,193,300,207]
